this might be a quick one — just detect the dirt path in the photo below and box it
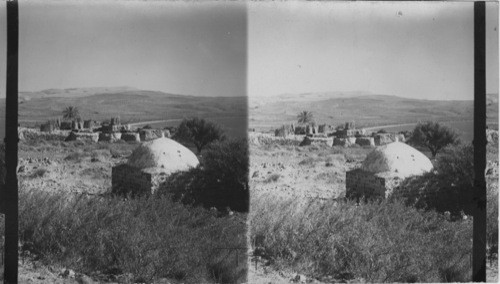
[363,119,473,131]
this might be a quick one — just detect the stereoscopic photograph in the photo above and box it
[0,0,498,283]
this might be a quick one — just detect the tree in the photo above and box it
[409,121,459,158]
[62,106,80,120]
[297,111,314,124]
[174,118,225,154]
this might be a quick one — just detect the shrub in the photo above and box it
[250,195,472,283]
[398,144,474,216]
[163,139,249,212]
[19,188,248,283]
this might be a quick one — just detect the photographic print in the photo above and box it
[248,1,498,283]
[0,0,498,283]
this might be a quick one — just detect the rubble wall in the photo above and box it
[346,169,387,199]
[112,164,153,196]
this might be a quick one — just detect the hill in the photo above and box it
[17,88,247,132]
[249,92,498,131]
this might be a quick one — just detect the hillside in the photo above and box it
[249,92,498,131]
[17,88,247,128]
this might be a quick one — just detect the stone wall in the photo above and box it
[65,131,99,143]
[121,132,141,142]
[99,132,122,142]
[355,137,375,146]
[83,120,94,129]
[333,137,356,147]
[112,164,153,196]
[112,165,171,196]
[346,169,388,199]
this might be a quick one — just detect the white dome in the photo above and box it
[127,137,199,173]
[361,142,433,178]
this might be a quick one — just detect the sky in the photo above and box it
[9,0,247,97]
[0,1,497,100]
[249,1,498,100]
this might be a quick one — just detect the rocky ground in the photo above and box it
[249,133,370,201]
[18,141,133,195]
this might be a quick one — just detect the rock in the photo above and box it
[17,165,26,173]
[252,171,260,178]
[18,128,25,141]
[59,268,75,278]
[293,274,307,283]
[76,274,96,284]
[487,129,499,145]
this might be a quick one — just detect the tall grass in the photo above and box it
[19,187,247,283]
[250,194,472,282]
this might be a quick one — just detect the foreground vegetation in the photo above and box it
[250,196,472,282]
[18,188,247,283]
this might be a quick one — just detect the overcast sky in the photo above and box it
[249,1,498,100]
[9,0,247,97]
[0,1,497,100]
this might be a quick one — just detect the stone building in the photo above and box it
[112,137,199,196]
[346,142,433,200]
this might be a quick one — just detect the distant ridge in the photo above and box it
[17,87,247,127]
[249,91,498,130]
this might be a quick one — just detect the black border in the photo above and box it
[1,1,492,283]
[3,0,18,283]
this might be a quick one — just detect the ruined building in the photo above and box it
[346,142,433,200]
[112,137,199,196]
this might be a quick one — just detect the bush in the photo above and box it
[398,144,474,216]
[163,139,249,212]
[250,195,472,282]
[19,188,248,283]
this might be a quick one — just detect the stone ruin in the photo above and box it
[112,137,199,196]
[274,124,295,137]
[346,142,433,200]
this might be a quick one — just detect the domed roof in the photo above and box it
[127,137,199,173]
[361,142,433,178]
